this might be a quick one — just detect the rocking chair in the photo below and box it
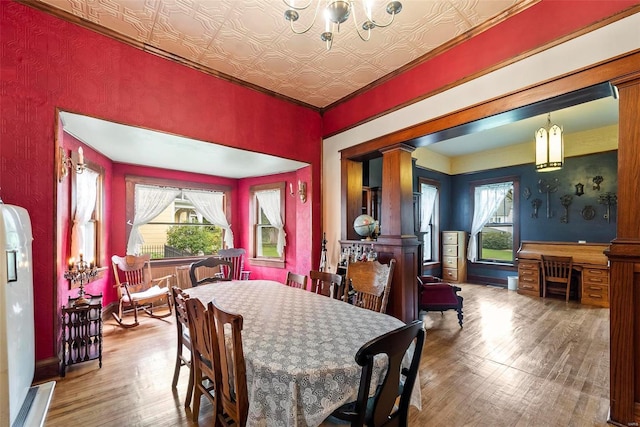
[111,254,173,328]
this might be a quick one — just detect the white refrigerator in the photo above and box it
[0,202,55,427]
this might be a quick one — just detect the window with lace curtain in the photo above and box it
[419,178,440,263]
[250,182,286,268]
[70,162,103,268]
[125,176,232,259]
[469,178,519,265]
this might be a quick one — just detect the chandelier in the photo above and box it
[535,113,564,172]
[284,0,403,50]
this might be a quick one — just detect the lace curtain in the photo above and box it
[255,189,286,256]
[127,184,181,255]
[467,182,512,262]
[70,168,99,259]
[183,189,234,249]
[419,184,438,233]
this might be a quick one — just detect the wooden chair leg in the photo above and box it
[172,347,182,389]
[191,369,202,422]
[185,362,194,409]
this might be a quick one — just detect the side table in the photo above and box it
[61,293,103,376]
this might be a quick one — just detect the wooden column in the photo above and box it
[341,158,364,241]
[607,71,640,426]
[376,144,420,323]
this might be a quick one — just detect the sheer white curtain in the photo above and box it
[420,184,438,233]
[467,182,512,262]
[127,184,180,255]
[184,189,234,249]
[255,189,286,256]
[70,168,99,259]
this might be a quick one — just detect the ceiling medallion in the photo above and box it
[284,0,402,50]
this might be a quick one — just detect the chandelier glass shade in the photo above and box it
[535,113,564,172]
[284,0,403,50]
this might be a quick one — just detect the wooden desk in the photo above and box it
[516,241,610,307]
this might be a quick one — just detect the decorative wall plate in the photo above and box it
[523,186,531,200]
[581,205,596,220]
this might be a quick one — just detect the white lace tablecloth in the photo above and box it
[184,280,421,427]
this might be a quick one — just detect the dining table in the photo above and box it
[184,279,421,427]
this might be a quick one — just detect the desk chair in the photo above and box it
[541,255,574,302]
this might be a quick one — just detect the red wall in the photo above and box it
[0,1,322,363]
[322,0,640,136]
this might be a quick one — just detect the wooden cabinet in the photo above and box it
[517,260,541,297]
[581,267,609,307]
[442,231,466,283]
[61,294,103,376]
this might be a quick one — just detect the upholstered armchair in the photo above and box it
[417,276,464,327]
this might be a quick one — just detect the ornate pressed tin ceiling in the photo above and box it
[33,0,531,109]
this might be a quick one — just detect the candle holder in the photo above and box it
[64,254,98,306]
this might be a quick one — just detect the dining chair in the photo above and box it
[110,254,173,328]
[185,298,221,423]
[189,257,234,287]
[217,248,251,280]
[211,300,249,427]
[285,272,308,290]
[329,320,425,427]
[345,259,396,313]
[541,255,574,301]
[174,265,192,289]
[170,287,194,408]
[309,270,343,299]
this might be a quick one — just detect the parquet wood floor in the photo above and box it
[44,284,610,426]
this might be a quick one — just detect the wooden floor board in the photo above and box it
[44,283,610,426]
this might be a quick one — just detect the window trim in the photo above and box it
[249,182,286,268]
[125,175,232,260]
[418,177,440,264]
[469,176,520,266]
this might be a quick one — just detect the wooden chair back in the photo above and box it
[309,270,343,299]
[541,255,574,301]
[174,265,192,289]
[211,301,249,427]
[218,248,250,280]
[335,320,425,427]
[346,259,396,313]
[185,298,221,422]
[111,253,153,295]
[189,257,234,287]
[111,253,172,327]
[285,272,308,290]
[170,287,194,406]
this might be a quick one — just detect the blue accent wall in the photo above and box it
[413,150,618,284]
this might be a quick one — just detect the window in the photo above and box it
[469,178,519,264]
[418,178,439,262]
[125,177,232,259]
[250,183,286,267]
[70,161,103,267]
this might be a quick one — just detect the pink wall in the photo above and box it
[0,1,322,363]
[321,0,640,136]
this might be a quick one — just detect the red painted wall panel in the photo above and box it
[0,1,321,362]
[322,0,640,135]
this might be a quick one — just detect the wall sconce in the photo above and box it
[290,180,307,203]
[58,146,86,182]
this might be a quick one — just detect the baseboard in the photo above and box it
[467,274,507,287]
[34,357,60,382]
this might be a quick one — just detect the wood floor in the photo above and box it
[43,284,610,426]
